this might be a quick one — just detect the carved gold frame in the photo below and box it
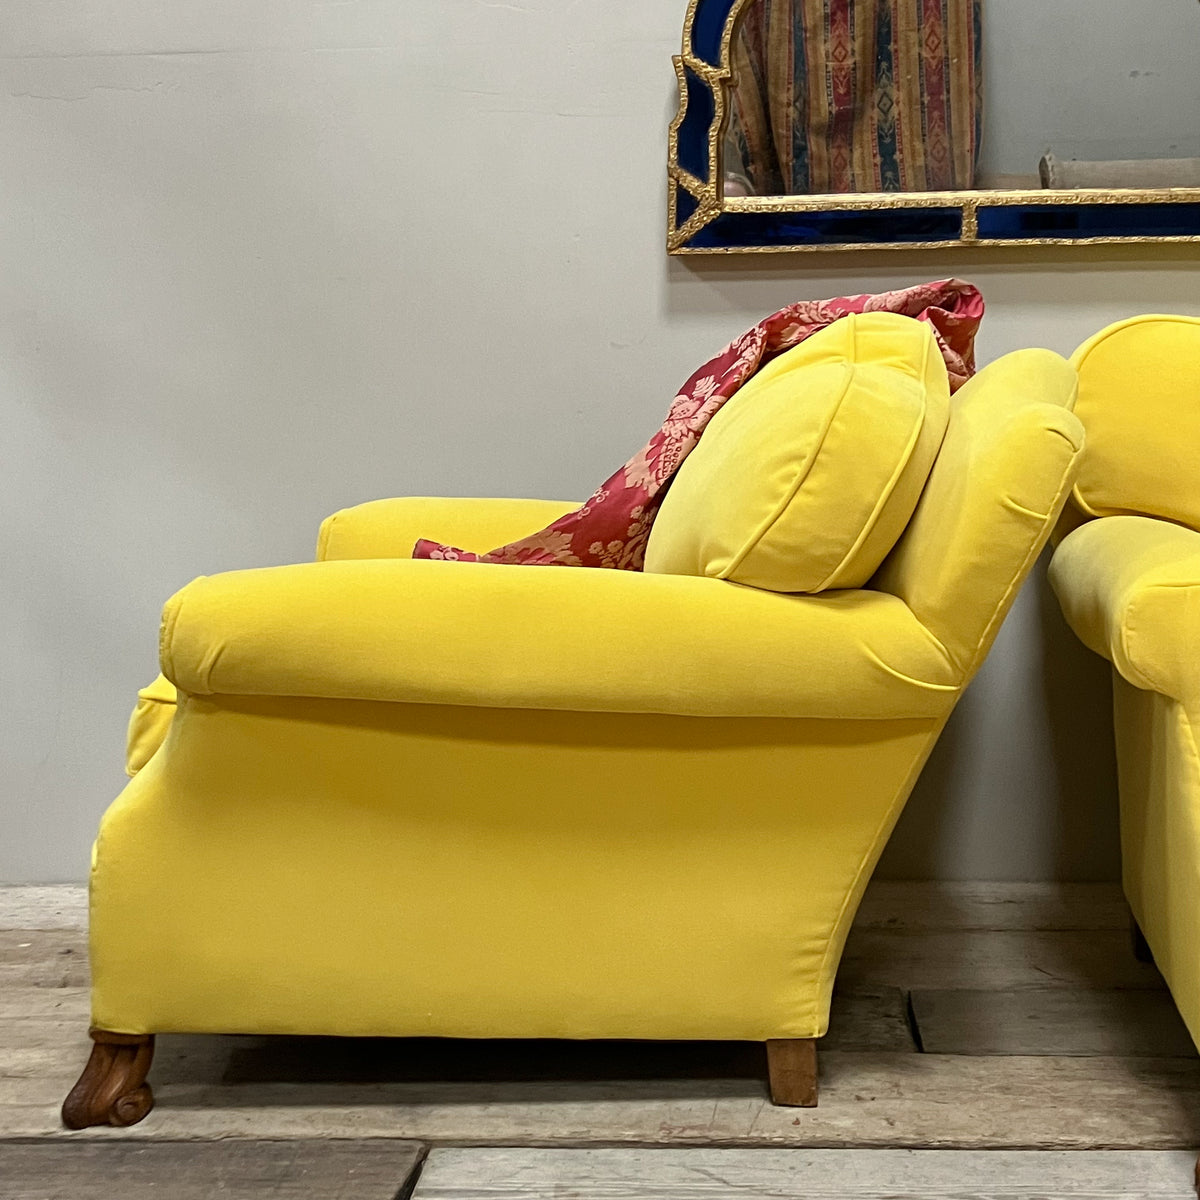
[668,0,1200,253]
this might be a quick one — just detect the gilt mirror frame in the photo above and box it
[668,0,1200,253]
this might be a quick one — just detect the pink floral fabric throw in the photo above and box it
[414,278,984,570]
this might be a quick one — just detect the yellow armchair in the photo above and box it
[1049,316,1200,1056]
[64,346,1083,1130]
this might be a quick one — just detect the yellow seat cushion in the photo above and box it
[643,312,950,594]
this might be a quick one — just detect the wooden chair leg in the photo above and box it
[1131,914,1154,965]
[765,1038,818,1107]
[62,1029,155,1130]
[1194,1152,1199,1197]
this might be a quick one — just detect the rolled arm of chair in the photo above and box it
[1049,515,1200,705]
[317,496,580,561]
[160,560,960,720]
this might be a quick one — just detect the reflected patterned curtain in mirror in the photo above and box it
[724,0,983,196]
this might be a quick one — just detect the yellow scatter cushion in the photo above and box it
[643,312,950,594]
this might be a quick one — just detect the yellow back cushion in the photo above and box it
[643,312,950,594]
[874,348,1081,673]
[1069,315,1200,531]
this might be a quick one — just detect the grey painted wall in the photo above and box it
[3,1,1197,883]
[980,0,1200,175]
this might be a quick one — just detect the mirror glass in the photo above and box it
[723,0,1200,198]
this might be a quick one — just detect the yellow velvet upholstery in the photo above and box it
[125,674,178,777]
[1051,517,1200,710]
[122,498,583,776]
[875,348,1081,675]
[644,313,950,593]
[1111,679,1200,1048]
[95,702,940,1040]
[1069,314,1200,529]
[1049,315,1200,1051]
[318,495,579,562]
[161,561,957,719]
[91,347,1083,1061]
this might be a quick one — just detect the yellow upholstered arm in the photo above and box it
[159,559,959,720]
[317,497,580,561]
[130,496,576,771]
[1049,515,1200,707]
[129,496,581,771]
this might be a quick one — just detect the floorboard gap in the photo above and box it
[904,990,926,1053]
[394,1143,431,1200]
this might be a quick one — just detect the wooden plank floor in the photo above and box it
[0,1140,426,1200]
[411,1147,1200,1199]
[912,988,1199,1057]
[0,888,86,931]
[2,883,1198,1166]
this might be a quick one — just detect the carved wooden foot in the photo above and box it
[765,1037,818,1107]
[62,1029,155,1129]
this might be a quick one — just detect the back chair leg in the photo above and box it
[765,1037,819,1107]
[1131,914,1154,965]
[62,1029,156,1129]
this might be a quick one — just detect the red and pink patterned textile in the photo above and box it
[414,279,984,571]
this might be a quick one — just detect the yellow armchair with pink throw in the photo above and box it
[63,310,1084,1129]
[1050,315,1200,1058]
